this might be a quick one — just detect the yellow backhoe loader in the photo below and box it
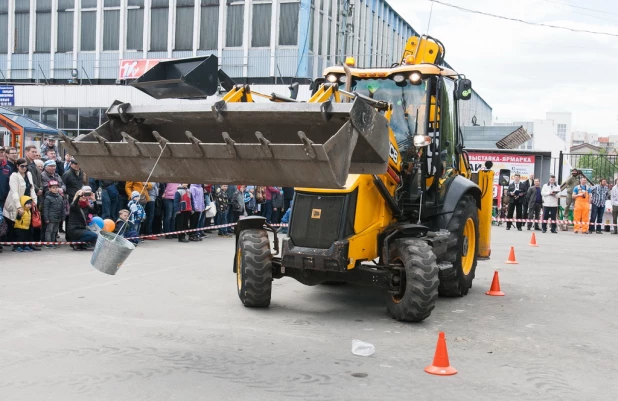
[63,36,494,322]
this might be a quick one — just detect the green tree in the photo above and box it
[577,149,618,183]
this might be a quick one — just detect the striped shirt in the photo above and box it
[591,184,609,207]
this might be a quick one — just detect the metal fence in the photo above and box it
[558,151,618,185]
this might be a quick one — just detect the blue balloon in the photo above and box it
[91,216,104,229]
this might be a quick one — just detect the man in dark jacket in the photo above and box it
[215,185,231,237]
[507,174,525,231]
[526,178,542,231]
[62,158,85,201]
[41,160,66,196]
[99,180,119,220]
[282,187,295,212]
[0,146,15,211]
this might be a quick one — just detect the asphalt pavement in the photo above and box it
[0,226,616,400]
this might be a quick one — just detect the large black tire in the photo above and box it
[439,194,479,297]
[236,229,273,307]
[384,239,439,322]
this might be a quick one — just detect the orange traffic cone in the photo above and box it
[505,246,518,264]
[424,332,457,376]
[486,270,505,296]
[528,232,538,247]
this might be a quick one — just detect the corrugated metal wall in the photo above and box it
[11,84,313,108]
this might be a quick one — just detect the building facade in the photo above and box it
[0,0,428,83]
[0,0,492,151]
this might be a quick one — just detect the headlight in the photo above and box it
[393,74,405,83]
[326,74,338,83]
[339,75,347,83]
[410,72,422,83]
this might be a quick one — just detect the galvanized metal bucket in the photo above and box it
[90,231,136,275]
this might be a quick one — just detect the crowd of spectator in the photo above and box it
[0,139,294,253]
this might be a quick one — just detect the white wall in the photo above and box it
[12,84,313,108]
[545,111,572,144]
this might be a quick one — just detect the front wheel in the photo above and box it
[384,239,439,322]
[439,194,479,297]
[236,229,273,307]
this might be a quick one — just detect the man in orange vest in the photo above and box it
[572,177,592,234]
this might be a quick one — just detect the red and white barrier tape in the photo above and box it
[492,217,618,227]
[0,221,289,246]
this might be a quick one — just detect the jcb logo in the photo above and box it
[311,209,322,219]
[389,143,399,164]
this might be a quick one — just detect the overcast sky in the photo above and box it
[388,0,618,135]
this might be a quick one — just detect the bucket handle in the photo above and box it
[115,141,168,239]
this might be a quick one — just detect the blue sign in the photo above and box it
[0,86,14,107]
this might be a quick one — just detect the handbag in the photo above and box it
[31,204,42,229]
[205,203,217,218]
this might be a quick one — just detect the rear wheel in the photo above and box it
[236,229,273,307]
[439,195,479,297]
[384,239,439,322]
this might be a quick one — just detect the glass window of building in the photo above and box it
[100,109,109,124]
[175,0,194,51]
[35,0,52,53]
[81,0,97,51]
[150,0,169,52]
[226,3,245,47]
[126,0,144,51]
[251,3,271,48]
[279,2,299,46]
[14,1,30,53]
[103,0,121,51]
[59,109,79,130]
[199,0,219,50]
[23,108,41,121]
[0,1,7,54]
[79,108,101,130]
[57,0,74,53]
[42,108,58,128]
[127,0,144,51]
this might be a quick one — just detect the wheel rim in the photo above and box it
[236,247,242,291]
[391,258,406,304]
[462,217,475,275]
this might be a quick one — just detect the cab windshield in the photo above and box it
[351,78,428,146]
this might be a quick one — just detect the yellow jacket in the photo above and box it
[125,182,152,202]
[14,195,33,230]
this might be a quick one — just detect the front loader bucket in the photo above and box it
[131,55,219,99]
[63,99,389,189]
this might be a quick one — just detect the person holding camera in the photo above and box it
[506,173,525,231]
[572,177,592,234]
[66,186,98,249]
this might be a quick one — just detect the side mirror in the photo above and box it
[310,78,325,96]
[456,79,472,101]
[499,169,511,186]
[289,82,299,100]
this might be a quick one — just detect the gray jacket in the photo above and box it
[43,192,65,223]
[526,186,542,210]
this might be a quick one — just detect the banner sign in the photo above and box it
[0,86,15,106]
[118,59,168,80]
[469,152,536,199]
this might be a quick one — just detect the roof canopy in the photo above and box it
[0,107,61,136]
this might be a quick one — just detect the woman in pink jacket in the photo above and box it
[163,183,180,238]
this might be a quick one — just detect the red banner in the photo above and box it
[118,59,168,80]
